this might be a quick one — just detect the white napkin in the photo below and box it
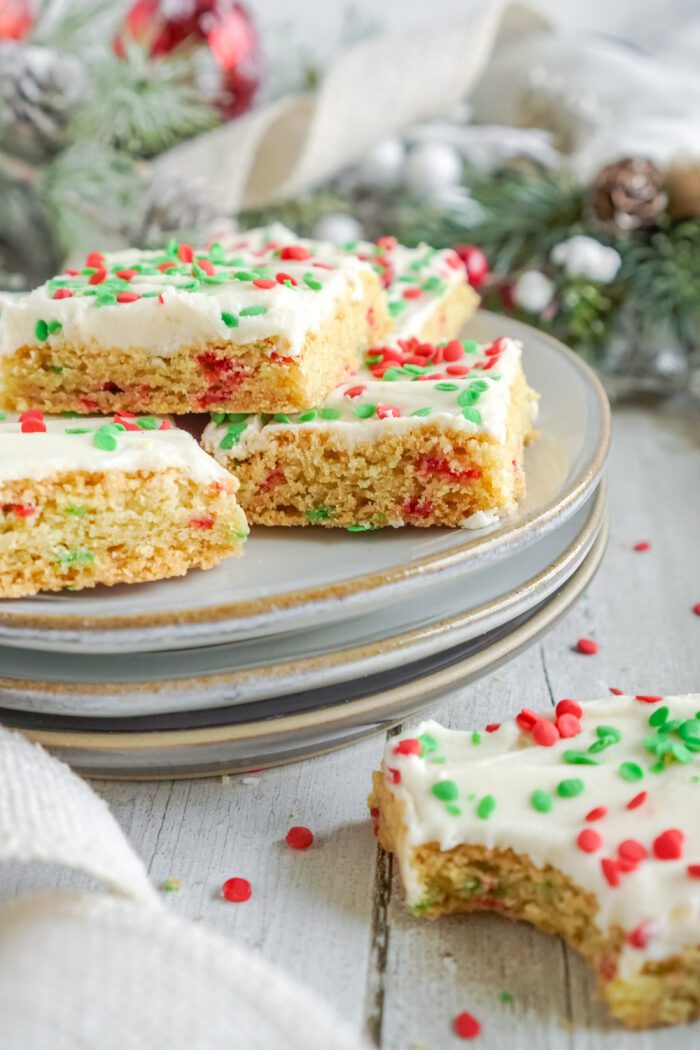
[0,726,369,1050]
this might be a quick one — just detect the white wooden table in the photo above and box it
[3,402,699,1048]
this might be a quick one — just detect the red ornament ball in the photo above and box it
[453,244,489,288]
[117,0,262,119]
[285,825,314,851]
[0,0,32,39]
[221,876,252,902]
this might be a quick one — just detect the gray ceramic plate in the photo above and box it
[0,312,610,654]
[0,486,606,717]
[3,520,607,779]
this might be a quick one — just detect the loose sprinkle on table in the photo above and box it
[576,638,598,655]
[453,1011,481,1040]
[221,877,252,902]
[286,826,314,850]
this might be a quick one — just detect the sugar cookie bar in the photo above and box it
[202,336,537,528]
[0,231,389,415]
[370,695,700,1029]
[240,225,479,343]
[0,412,248,598]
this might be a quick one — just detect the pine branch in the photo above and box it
[69,45,222,159]
[31,0,118,57]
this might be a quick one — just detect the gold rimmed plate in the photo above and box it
[0,312,610,654]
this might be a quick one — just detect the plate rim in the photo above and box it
[16,519,607,760]
[0,315,610,636]
[0,484,607,703]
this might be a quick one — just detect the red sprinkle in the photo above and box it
[252,278,276,289]
[576,638,598,655]
[387,768,401,785]
[279,245,311,261]
[52,288,73,299]
[443,340,464,362]
[556,714,582,739]
[626,791,648,811]
[601,858,621,887]
[586,806,608,822]
[197,258,215,275]
[12,504,35,517]
[158,261,177,272]
[89,268,107,285]
[85,251,105,268]
[285,825,314,851]
[20,417,46,433]
[115,268,138,280]
[178,243,194,263]
[376,404,401,419]
[577,828,602,853]
[221,877,251,903]
[532,719,559,747]
[393,738,422,756]
[609,687,624,696]
[344,385,366,399]
[403,287,422,299]
[276,271,297,286]
[159,420,172,430]
[635,695,663,704]
[618,839,648,863]
[687,865,700,878]
[453,1011,481,1040]
[633,541,651,552]
[692,603,700,617]
[189,517,214,530]
[515,708,539,732]
[653,829,685,860]
[556,699,582,719]
[628,921,652,949]
[485,723,500,733]
[117,291,140,303]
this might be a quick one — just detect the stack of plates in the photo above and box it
[0,314,610,779]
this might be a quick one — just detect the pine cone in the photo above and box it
[0,41,87,161]
[135,173,232,247]
[590,157,667,231]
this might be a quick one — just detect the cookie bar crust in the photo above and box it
[411,280,480,344]
[0,468,247,598]
[370,771,700,1030]
[206,368,535,528]
[1,271,387,415]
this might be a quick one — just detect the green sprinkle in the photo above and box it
[471,731,481,745]
[679,719,700,743]
[346,523,379,532]
[649,707,670,727]
[382,368,401,382]
[418,733,439,755]
[47,320,62,335]
[303,273,323,291]
[499,992,514,1004]
[137,417,159,430]
[353,403,376,419]
[435,382,458,392]
[619,761,644,782]
[320,408,341,420]
[65,505,86,517]
[240,305,267,316]
[95,293,117,307]
[476,795,496,820]
[671,742,692,764]
[298,410,317,422]
[388,300,407,316]
[462,339,479,354]
[0,412,5,421]
[57,547,94,566]
[457,388,481,407]
[219,424,247,450]
[305,506,333,523]
[234,270,254,281]
[35,319,48,341]
[231,528,249,542]
[557,778,584,798]
[161,877,182,893]
[462,407,482,425]
[432,780,459,802]
[208,242,225,263]
[273,414,290,424]
[402,363,424,375]
[93,429,118,451]
[531,789,553,813]
[221,311,239,328]
[563,750,599,765]
[596,724,622,742]
[445,803,462,817]
[64,427,93,435]
[411,406,433,417]
[422,275,446,293]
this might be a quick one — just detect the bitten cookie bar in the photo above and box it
[0,412,248,598]
[202,336,537,528]
[0,231,388,415]
[370,695,700,1029]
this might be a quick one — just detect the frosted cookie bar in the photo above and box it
[202,336,537,528]
[0,412,248,598]
[0,232,388,415]
[370,696,700,1029]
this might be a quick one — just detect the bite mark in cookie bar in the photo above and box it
[202,337,537,528]
[0,234,389,415]
[0,413,248,598]
[370,696,700,1029]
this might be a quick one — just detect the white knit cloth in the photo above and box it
[0,726,368,1050]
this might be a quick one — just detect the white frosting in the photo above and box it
[382,696,700,979]
[0,415,233,485]
[202,337,526,462]
[0,228,371,360]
